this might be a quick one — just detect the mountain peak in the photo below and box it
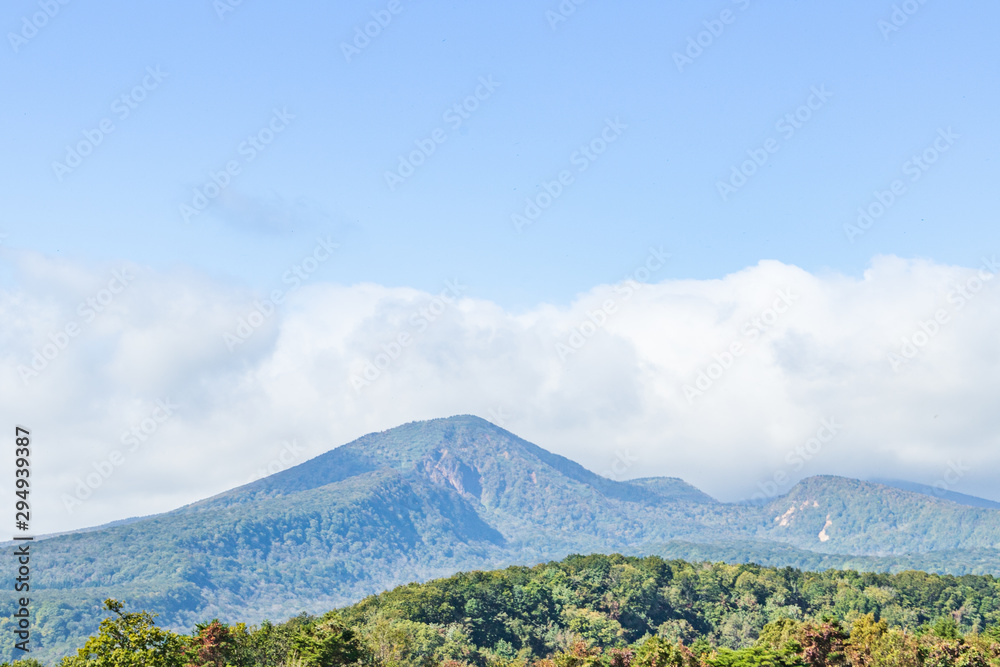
[24,417,1000,661]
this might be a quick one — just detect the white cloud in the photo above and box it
[2,250,999,533]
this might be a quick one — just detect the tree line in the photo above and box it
[7,553,1000,666]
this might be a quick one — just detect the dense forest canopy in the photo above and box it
[10,553,1000,666]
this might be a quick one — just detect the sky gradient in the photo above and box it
[3,0,998,305]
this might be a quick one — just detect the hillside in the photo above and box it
[871,478,1000,510]
[4,415,1000,661]
[758,475,1000,554]
[43,553,1000,667]
[334,552,1000,661]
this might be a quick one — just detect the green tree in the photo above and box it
[630,636,695,667]
[931,617,961,640]
[226,619,302,667]
[0,660,46,667]
[756,618,803,652]
[844,614,887,667]
[563,608,625,648]
[58,599,186,667]
[843,614,922,667]
[291,617,365,667]
[706,646,806,667]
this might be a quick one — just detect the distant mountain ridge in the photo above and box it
[870,477,1000,510]
[6,415,1000,661]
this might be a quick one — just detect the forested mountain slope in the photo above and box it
[5,415,1000,661]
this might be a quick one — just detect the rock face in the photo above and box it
[9,415,1000,661]
[423,449,484,500]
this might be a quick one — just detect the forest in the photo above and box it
[12,417,1000,663]
[9,553,1000,666]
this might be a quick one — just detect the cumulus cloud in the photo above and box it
[2,249,999,534]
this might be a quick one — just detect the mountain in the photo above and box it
[5,415,1000,661]
[870,477,1000,510]
[758,475,1000,554]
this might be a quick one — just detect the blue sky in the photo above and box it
[4,1,1000,532]
[3,0,997,308]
